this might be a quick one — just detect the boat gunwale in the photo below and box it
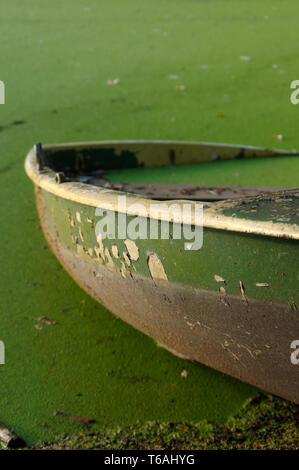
[25,140,299,240]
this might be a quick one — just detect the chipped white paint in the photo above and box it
[239,280,247,301]
[124,239,139,261]
[94,246,105,264]
[104,248,115,270]
[147,253,168,281]
[96,233,104,255]
[181,369,188,378]
[123,252,131,267]
[76,211,81,223]
[120,261,127,278]
[214,274,225,283]
[79,228,84,242]
[68,214,75,227]
[0,81,5,104]
[196,321,211,330]
[111,245,119,259]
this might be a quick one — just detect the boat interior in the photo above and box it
[36,142,299,202]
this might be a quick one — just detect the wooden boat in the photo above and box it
[25,141,299,403]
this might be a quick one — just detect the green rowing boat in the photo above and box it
[25,140,299,403]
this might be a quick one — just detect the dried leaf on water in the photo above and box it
[55,411,95,424]
[214,274,225,283]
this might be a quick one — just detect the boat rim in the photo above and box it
[25,140,299,240]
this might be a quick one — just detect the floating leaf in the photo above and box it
[214,274,225,283]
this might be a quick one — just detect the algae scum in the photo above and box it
[0,0,298,446]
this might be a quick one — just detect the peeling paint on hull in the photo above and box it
[35,186,299,404]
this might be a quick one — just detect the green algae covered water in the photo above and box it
[108,156,299,187]
[0,0,299,446]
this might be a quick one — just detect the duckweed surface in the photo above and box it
[0,0,298,446]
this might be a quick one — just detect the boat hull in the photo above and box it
[35,185,299,403]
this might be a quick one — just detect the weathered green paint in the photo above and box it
[222,192,299,226]
[42,189,298,306]
[37,185,299,403]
